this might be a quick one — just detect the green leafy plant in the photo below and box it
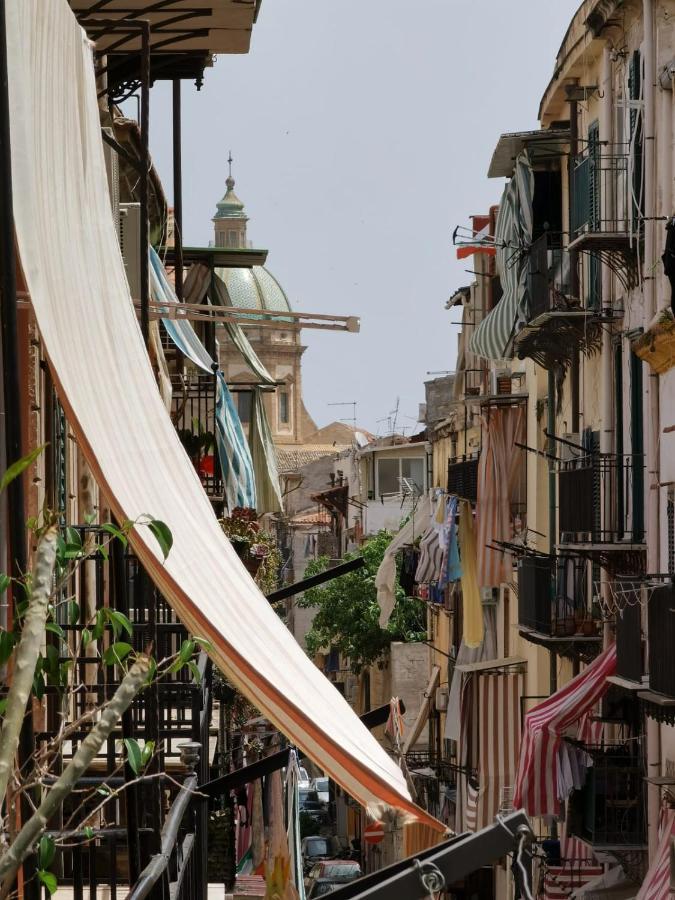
[298,531,427,674]
[219,508,281,594]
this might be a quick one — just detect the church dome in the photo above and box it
[217,265,292,313]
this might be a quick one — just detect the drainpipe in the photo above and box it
[547,369,557,694]
[599,45,614,650]
[569,95,580,433]
[643,0,661,863]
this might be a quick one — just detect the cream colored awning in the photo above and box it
[68,0,258,55]
[5,0,442,830]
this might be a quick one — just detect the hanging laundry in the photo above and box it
[399,547,419,596]
[458,500,484,649]
[414,528,443,584]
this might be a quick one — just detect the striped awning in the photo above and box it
[636,808,675,900]
[458,672,523,832]
[468,151,534,361]
[514,644,617,818]
[543,863,605,900]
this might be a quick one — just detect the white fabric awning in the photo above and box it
[5,0,442,829]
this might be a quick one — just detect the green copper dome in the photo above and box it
[216,266,292,312]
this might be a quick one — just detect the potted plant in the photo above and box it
[219,508,281,590]
[177,418,215,473]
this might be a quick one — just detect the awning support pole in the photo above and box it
[139,20,150,348]
[172,79,183,301]
[0,7,38,898]
[326,811,533,900]
[265,556,365,603]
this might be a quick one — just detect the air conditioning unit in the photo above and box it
[119,202,141,300]
[101,127,120,238]
[435,686,449,712]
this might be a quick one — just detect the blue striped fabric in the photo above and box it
[149,248,256,511]
[469,151,534,360]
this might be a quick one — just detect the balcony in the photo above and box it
[567,746,646,848]
[558,452,646,566]
[447,453,479,502]
[517,554,601,653]
[568,144,638,289]
[515,233,602,367]
[171,373,224,509]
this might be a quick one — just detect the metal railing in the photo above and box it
[558,452,644,543]
[34,526,211,900]
[517,554,597,637]
[447,453,479,503]
[171,373,223,505]
[570,144,632,240]
[527,233,575,320]
[128,775,200,900]
[568,746,645,846]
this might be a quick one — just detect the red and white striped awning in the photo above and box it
[543,862,605,900]
[514,644,617,818]
[457,670,523,832]
[636,808,675,900]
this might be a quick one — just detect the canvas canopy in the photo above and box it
[5,0,441,828]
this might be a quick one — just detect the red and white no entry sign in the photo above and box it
[364,821,384,844]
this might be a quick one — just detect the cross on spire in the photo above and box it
[227,151,233,178]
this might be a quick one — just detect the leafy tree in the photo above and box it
[298,531,426,674]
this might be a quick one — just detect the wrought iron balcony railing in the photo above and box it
[527,233,576,321]
[517,554,599,639]
[447,453,479,503]
[558,452,645,545]
[570,145,632,245]
[567,746,645,847]
[171,373,224,507]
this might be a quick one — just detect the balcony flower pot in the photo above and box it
[581,619,598,636]
[564,616,577,636]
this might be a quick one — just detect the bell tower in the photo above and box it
[212,153,248,249]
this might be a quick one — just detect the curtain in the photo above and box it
[476,405,526,588]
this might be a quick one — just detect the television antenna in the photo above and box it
[327,400,357,429]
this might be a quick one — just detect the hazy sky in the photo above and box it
[147,1,580,435]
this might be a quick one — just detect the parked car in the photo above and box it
[312,775,330,803]
[305,859,362,892]
[300,799,329,826]
[298,765,311,789]
[301,835,333,873]
[307,878,347,898]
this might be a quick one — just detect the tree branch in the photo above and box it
[0,528,57,809]
[0,656,151,892]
